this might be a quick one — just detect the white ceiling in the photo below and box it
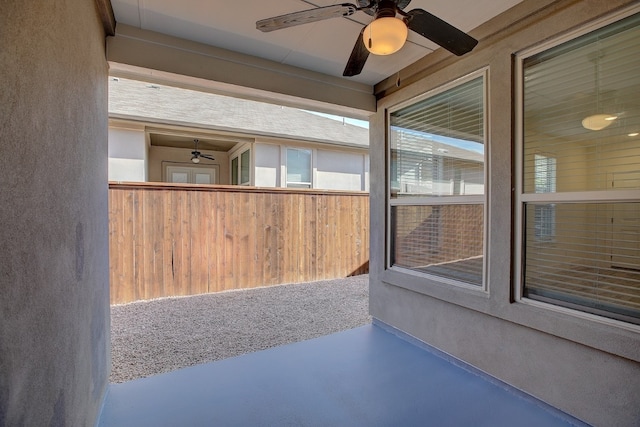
[110,0,524,86]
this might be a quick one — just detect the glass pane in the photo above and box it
[231,157,238,185]
[523,13,640,193]
[171,172,188,183]
[390,77,485,198]
[194,173,211,184]
[523,202,640,324]
[391,204,484,285]
[241,149,250,184]
[287,148,312,185]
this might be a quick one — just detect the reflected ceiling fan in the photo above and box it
[191,139,215,164]
[256,0,478,77]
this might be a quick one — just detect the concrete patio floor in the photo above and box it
[98,321,587,426]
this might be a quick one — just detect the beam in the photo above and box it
[107,25,376,117]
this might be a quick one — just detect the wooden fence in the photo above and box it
[109,182,369,304]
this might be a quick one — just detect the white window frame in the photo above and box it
[513,8,640,329]
[386,69,489,292]
[230,147,251,186]
[285,147,313,189]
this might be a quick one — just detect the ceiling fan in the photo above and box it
[191,139,215,163]
[256,0,478,77]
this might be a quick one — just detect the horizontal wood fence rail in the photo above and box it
[109,182,369,304]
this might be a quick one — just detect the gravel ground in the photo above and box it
[110,275,371,383]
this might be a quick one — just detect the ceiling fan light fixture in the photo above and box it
[191,155,200,164]
[581,113,617,131]
[363,17,408,55]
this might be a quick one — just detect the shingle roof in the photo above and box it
[109,78,369,148]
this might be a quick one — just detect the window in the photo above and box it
[241,149,250,185]
[388,73,486,287]
[231,157,238,185]
[231,148,251,185]
[518,12,640,324]
[286,148,312,188]
[533,154,556,241]
[166,166,217,184]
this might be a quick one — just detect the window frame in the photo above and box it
[372,5,640,363]
[514,9,640,329]
[285,147,313,189]
[385,68,489,292]
[230,147,251,186]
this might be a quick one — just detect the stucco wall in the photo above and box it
[108,127,147,181]
[370,1,640,426]
[254,143,282,187]
[0,1,110,426]
[315,151,368,191]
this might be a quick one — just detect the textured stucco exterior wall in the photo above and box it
[0,1,110,426]
[370,1,640,426]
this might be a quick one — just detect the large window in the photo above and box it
[286,148,312,188]
[518,12,640,324]
[388,73,486,287]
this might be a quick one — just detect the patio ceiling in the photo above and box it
[107,0,525,115]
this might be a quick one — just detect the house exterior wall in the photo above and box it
[0,1,110,426]
[108,126,147,181]
[254,143,281,187]
[254,140,369,191]
[107,131,369,190]
[370,1,640,426]
[315,150,367,191]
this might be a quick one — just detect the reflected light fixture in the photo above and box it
[582,51,617,131]
[582,113,617,131]
[363,5,408,56]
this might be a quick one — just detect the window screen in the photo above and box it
[520,12,640,324]
[389,74,485,286]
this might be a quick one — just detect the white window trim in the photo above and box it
[385,68,490,292]
[285,146,313,188]
[513,6,640,333]
[230,146,252,186]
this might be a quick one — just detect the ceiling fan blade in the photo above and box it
[343,27,370,77]
[406,9,478,56]
[257,3,358,33]
[200,154,216,161]
[395,0,412,11]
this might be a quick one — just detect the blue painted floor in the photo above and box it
[99,323,585,427]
